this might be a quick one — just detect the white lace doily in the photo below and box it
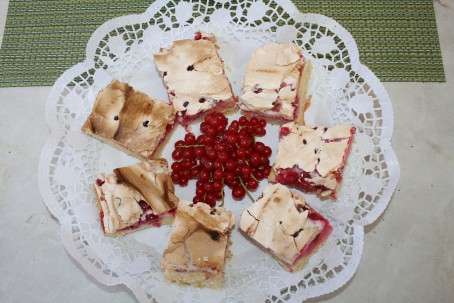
[38,1,400,302]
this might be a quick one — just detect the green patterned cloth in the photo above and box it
[0,0,445,87]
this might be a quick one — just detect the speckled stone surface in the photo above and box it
[1,0,453,302]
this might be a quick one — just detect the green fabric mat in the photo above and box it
[0,0,445,87]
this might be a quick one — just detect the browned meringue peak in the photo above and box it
[239,184,321,265]
[82,80,176,160]
[240,44,304,116]
[154,35,234,116]
[274,123,353,180]
[162,200,235,270]
[114,160,178,214]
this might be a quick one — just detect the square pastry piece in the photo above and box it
[82,80,176,161]
[162,200,235,289]
[240,44,312,123]
[270,123,356,199]
[239,184,332,272]
[154,32,236,125]
[93,159,179,237]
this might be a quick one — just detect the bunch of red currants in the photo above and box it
[170,112,272,207]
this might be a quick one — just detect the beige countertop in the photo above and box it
[0,0,453,302]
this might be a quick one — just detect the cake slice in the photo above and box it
[269,123,356,199]
[93,159,179,237]
[239,44,312,124]
[82,79,177,161]
[154,32,237,125]
[238,184,332,272]
[162,200,235,289]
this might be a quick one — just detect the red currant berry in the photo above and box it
[181,170,190,179]
[239,136,252,148]
[241,165,252,176]
[171,162,181,171]
[254,142,265,153]
[236,148,247,159]
[218,152,229,163]
[172,149,183,160]
[239,116,249,126]
[203,159,215,171]
[182,159,192,169]
[196,180,204,188]
[225,159,237,171]
[247,178,259,190]
[263,146,272,157]
[254,170,265,180]
[232,186,246,200]
[213,180,223,191]
[179,177,188,186]
[213,169,224,180]
[263,166,271,177]
[205,196,216,208]
[213,160,223,169]
[255,127,266,136]
[182,148,193,159]
[171,171,180,182]
[206,149,218,160]
[192,166,201,178]
[175,140,186,147]
[200,122,209,133]
[196,187,206,196]
[258,119,267,128]
[250,153,261,167]
[196,135,205,144]
[199,170,211,182]
[225,172,236,184]
[184,133,196,144]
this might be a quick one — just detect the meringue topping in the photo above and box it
[154,34,234,117]
[94,159,179,235]
[162,201,235,271]
[273,123,355,190]
[240,44,305,119]
[239,184,324,265]
[82,80,176,160]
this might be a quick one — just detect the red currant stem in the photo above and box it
[238,176,254,202]
[250,174,259,182]
[219,179,225,207]
[178,144,205,148]
[191,165,199,169]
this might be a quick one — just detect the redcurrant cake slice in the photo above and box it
[238,183,332,272]
[162,200,235,289]
[93,159,179,237]
[269,122,356,199]
[239,44,312,124]
[81,79,177,161]
[154,32,236,125]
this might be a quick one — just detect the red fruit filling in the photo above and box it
[289,211,332,272]
[150,116,178,158]
[275,126,356,200]
[99,200,176,235]
[96,179,105,186]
